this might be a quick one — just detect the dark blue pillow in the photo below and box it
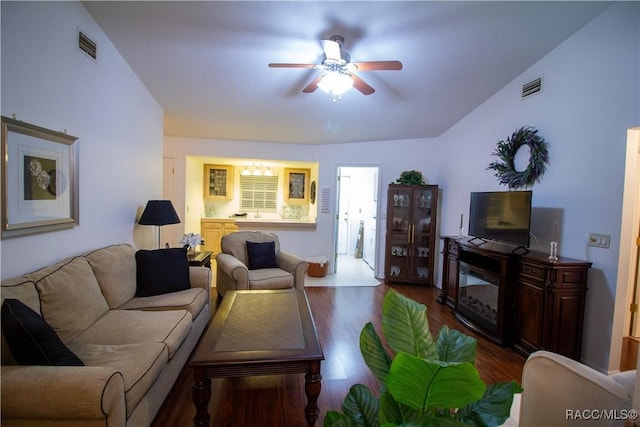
[135,247,191,297]
[1,299,84,366]
[246,241,278,270]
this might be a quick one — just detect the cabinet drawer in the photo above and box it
[202,222,223,230]
[519,262,545,282]
[555,268,588,287]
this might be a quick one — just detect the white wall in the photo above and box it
[163,2,639,372]
[0,2,164,279]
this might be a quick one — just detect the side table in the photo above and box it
[187,251,212,269]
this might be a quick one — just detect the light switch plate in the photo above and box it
[588,233,610,248]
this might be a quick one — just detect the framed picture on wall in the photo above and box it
[1,116,79,238]
[284,168,310,203]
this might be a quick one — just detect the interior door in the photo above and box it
[337,174,351,254]
[334,165,380,277]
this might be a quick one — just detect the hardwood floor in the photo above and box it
[151,284,526,427]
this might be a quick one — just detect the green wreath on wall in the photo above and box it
[487,126,550,189]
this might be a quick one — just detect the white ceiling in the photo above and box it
[84,1,611,145]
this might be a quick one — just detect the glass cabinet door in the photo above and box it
[388,187,413,280]
[411,187,434,281]
[386,184,438,286]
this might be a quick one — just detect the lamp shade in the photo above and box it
[318,72,354,95]
[138,200,181,226]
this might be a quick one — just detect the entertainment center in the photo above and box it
[440,236,592,360]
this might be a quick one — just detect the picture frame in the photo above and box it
[1,116,79,238]
[284,168,309,203]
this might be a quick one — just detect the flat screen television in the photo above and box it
[468,191,532,247]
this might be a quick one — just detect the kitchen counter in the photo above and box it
[202,217,316,230]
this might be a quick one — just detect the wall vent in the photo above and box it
[522,77,542,98]
[78,30,97,60]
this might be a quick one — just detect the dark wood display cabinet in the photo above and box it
[385,184,438,286]
[440,236,591,360]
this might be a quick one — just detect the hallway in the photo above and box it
[305,254,381,287]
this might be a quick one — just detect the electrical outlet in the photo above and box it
[588,233,611,248]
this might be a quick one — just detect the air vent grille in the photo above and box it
[78,31,97,60]
[522,77,542,98]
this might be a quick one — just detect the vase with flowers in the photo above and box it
[179,233,204,255]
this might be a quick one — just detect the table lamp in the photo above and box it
[138,200,181,248]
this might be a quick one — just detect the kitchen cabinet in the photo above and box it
[384,184,438,286]
[284,168,310,203]
[201,219,238,254]
[203,164,233,200]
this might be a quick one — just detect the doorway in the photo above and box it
[334,166,380,281]
[613,127,640,371]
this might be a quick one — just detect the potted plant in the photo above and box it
[395,170,426,186]
[324,290,521,427]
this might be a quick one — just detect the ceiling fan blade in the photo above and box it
[303,74,325,93]
[321,39,341,61]
[351,74,375,95]
[353,61,403,71]
[268,63,316,68]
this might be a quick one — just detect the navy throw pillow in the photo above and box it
[135,247,191,297]
[246,241,278,270]
[1,299,84,366]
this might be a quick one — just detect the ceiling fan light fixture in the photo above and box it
[318,72,353,98]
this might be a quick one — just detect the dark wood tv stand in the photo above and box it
[439,236,591,360]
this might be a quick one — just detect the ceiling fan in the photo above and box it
[268,35,402,99]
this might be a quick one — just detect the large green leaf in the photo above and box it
[324,411,359,427]
[386,352,486,411]
[456,381,523,427]
[381,418,469,427]
[342,384,380,427]
[435,325,477,363]
[360,322,393,383]
[381,290,438,359]
[379,390,425,425]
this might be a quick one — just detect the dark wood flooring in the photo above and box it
[151,284,526,427]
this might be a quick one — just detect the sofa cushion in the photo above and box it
[2,299,84,366]
[135,248,191,297]
[246,241,278,270]
[70,342,167,418]
[28,257,110,342]
[1,277,40,365]
[119,287,208,319]
[248,268,295,290]
[85,244,137,309]
[69,309,192,359]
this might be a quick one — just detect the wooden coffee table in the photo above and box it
[189,289,324,426]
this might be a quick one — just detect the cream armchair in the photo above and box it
[215,231,308,297]
[518,350,637,426]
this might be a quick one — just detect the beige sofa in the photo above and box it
[0,243,211,427]
[215,231,308,296]
[515,350,637,426]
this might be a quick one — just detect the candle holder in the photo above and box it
[458,227,464,240]
[549,241,558,262]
